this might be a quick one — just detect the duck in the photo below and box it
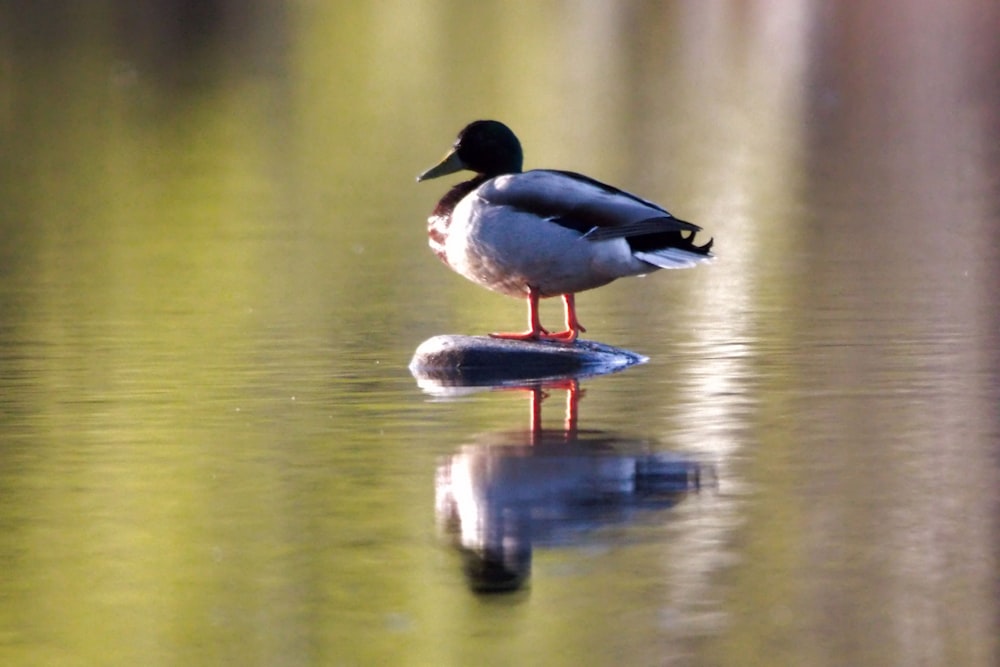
[417,120,713,343]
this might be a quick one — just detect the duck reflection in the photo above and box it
[434,380,706,593]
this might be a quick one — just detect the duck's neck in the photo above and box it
[431,174,490,219]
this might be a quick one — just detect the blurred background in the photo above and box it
[1,1,998,665]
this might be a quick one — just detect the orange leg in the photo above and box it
[489,288,585,343]
[489,286,548,341]
[551,293,587,342]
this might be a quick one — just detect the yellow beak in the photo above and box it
[416,149,466,182]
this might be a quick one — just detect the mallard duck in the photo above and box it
[417,120,713,343]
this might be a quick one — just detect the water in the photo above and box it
[1,2,998,665]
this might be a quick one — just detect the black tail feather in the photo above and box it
[630,229,714,256]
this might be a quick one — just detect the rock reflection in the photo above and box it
[434,380,707,593]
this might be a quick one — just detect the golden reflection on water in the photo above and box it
[1,2,998,666]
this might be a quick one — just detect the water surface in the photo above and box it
[1,2,998,665]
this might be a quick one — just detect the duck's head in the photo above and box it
[417,120,524,182]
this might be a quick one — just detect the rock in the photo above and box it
[409,335,647,389]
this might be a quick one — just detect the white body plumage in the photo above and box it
[439,171,711,298]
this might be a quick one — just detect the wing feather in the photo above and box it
[476,170,700,240]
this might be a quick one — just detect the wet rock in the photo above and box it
[409,335,647,388]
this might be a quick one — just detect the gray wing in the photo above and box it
[477,170,702,239]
